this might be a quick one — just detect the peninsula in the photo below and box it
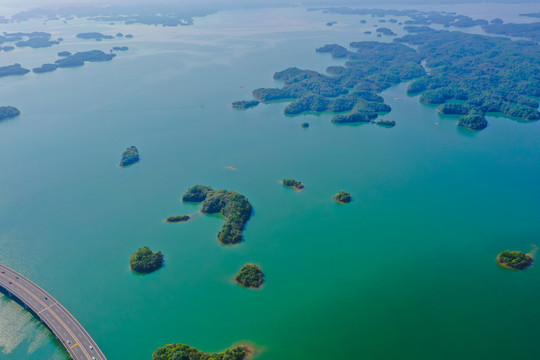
[119,146,140,167]
[129,246,163,273]
[235,263,264,288]
[182,185,252,245]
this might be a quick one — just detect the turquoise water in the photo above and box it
[1,5,540,360]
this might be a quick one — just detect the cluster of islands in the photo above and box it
[234,8,539,131]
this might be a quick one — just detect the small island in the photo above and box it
[497,250,533,270]
[0,63,30,77]
[166,215,190,223]
[76,32,114,40]
[375,119,396,127]
[129,246,163,273]
[0,106,20,121]
[282,178,304,190]
[232,100,259,110]
[235,263,264,289]
[182,185,252,245]
[32,63,59,73]
[112,46,129,51]
[119,146,140,167]
[301,122,309,128]
[334,190,351,204]
[57,51,71,57]
[153,343,248,360]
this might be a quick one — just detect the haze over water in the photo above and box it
[0,4,540,360]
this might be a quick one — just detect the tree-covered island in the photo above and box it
[153,343,249,360]
[334,190,351,203]
[0,64,30,77]
[33,63,59,73]
[232,100,259,110]
[282,178,304,190]
[119,146,140,167]
[181,185,252,245]
[55,50,116,67]
[497,250,533,270]
[166,215,190,223]
[375,119,396,127]
[235,263,264,288]
[130,246,164,273]
[0,106,20,121]
[457,114,488,130]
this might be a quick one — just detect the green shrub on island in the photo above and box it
[153,343,248,360]
[334,190,351,203]
[0,106,20,120]
[119,146,140,167]
[166,215,190,223]
[129,246,163,273]
[235,263,264,288]
[282,178,304,190]
[181,185,252,244]
[497,250,533,270]
[232,100,259,110]
[458,114,487,130]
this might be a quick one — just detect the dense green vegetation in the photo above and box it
[33,63,59,73]
[182,185,252,244]
[282,178,304,190]
[166,215,190,223]
[250,41,424,123]
[129,246,163,273]
[235,263,264,288]
[55,50,116,67]
[482,22,540,42]
[497,251,533,270]
[334,190,351,203]
[232,100,259,110]
[76,32,114,40]
[153,344,247,360]
[0,106,20,120]
[458,115,488,130]
[119,146,140,167]
[398,30,540,127]
[0,64,30,77]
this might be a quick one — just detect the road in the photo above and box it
[0,264,107,360]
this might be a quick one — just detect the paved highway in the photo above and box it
[0,264,107,360]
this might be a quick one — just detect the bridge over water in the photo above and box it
[0,264,107,360]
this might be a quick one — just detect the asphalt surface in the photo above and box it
[0,264,107,360]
